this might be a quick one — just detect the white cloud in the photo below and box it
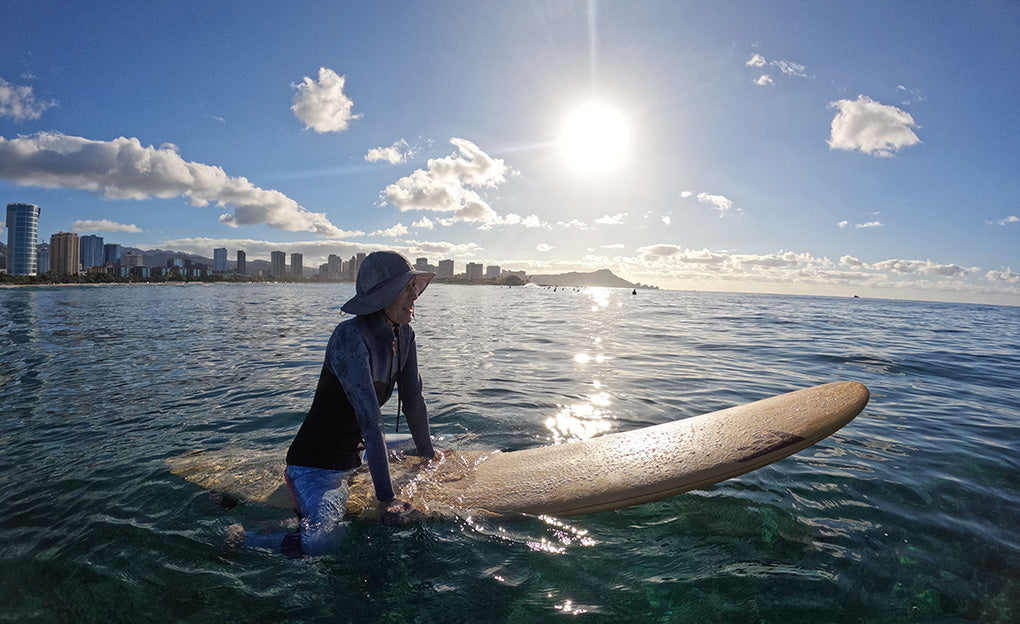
[840,255,866,268]
[697,192,734,214]
[828,95,921,157]
[856,221,884,228]
[412,216,435,229]
[838,220,850,229]
[366,139,414,164]
[536,243,553,252]
[557,219,588,230]
[994,215,1019,226]
[680,191,693,199]
[595,213,627,225]
[754,75,774,86]
[0,132,348,236]
[872,258,973,277]
[746,54,767,68]
[71,219,142,233]
[499,213,545,228]
[986,268,1019,283]
[601,243,625,250]
[0,78,56,121]
[773,60,807,78]
[637,244,683,258]
[661,215,671,225]
[291,67,362,133]
[382,138,513,225]
[370,223,409,237]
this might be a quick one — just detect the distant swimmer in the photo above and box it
[226,251,446,557]
[632,289,637,295]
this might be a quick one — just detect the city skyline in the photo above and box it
[1,2,1018,304]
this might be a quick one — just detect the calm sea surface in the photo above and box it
[1,283,1017,623]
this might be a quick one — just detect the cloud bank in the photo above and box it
[0,132,348,236]
[71,219,142,233]
[291,67,362,133]
[828,95,921,157]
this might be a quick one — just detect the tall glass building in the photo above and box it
[6,203,41,276]
[80,234,105,269]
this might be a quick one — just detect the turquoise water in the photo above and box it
[1,283,1017,623]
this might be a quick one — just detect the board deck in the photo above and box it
[168,381,868,518]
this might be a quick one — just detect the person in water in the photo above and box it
[228,251,441,556]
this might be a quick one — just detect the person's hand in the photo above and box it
[378,498,420,527]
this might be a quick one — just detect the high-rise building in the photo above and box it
[213,247,227,272]
[270,251,286,277]
[79,234,104,269]
[327,254,342,280]
[50,232,80,276]
[437,259,454,279]
[291,253,303,278]
[5,203,40,275]
[123,251,144,268]
[485,265,501,279]
[236,250,246,275]
[103,243,122,266]
[466,262,483,280]
[36,243,50,274]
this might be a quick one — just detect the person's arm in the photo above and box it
[328,326,395,502]
[398,326,436,459]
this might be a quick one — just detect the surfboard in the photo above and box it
[168,381,868,519]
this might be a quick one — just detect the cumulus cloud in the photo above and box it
[746,54,767,68]
[0,132,348,236]
[536,243,553,252]
[871,258,972,277]
[840,255,866,268]
[697,192,734,214]
[71,219,142,233]
[412,216,435,229]
[838,220,850,229]
[371,223,409,237]
[993,215,1019,226]
[291,67,362,133]
[754,75,773,86]
[595,213,627,225]
[382,138,513,225]
[0,78,56,121]
[661,215,671,225]
[366,139,414,164]
[856,221,884,228]
[828,95,921,157]
[557,219,588,230]
[986,268,1019,283]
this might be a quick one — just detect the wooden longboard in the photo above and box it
[168,382,868,518]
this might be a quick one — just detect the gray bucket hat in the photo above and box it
[341,251,435,315]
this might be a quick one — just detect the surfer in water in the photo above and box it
[227,251,443,557]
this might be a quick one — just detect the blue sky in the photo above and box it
[1,0,1017,304]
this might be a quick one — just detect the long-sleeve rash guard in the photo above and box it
[286,313,435,502]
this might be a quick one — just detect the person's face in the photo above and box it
[382,279,419,326]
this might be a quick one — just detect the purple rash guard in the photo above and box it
[286,313,435,501]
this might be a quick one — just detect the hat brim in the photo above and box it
[341,269,435,316]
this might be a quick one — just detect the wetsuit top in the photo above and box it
[286,313,435,502]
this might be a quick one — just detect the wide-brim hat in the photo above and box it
[341,251,435,315]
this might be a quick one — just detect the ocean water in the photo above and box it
[1,283,1017,623]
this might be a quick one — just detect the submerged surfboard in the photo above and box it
[168,381,868,519]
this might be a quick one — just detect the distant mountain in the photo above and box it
[529,269,656,289]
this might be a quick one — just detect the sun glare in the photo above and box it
[558,101,630,174]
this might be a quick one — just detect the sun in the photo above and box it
[558,101,631,174]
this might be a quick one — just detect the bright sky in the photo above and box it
[1,1,1017,305]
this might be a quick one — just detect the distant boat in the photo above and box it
[853,295,860,299]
